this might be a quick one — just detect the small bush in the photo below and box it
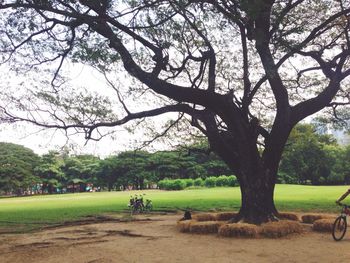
[277,172,298,184]
[193,178,204,187]
[157,179,186,190]
[158,175,237,190]
[204,176,217,187]
[216,175,230,187]
[171,179,187,190]
[157,179,169,190]
[227,175,238,186]
[183,178,194,187]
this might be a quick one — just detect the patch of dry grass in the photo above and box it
[218,223,260,238]
[189,221,224,234]
[261,220,303,238]
[176,220,193,233]
[278,212,299,221]
[313,219,335,232]
[214,212,237,221]
[301,214,333,224]
[192,213,216,222]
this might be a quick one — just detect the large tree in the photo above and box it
[0,0,349,223]
[0,142,40,194]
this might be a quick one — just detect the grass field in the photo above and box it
[0,184,347,232]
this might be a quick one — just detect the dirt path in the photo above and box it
[0,213,349,263]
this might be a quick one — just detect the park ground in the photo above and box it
[1,186,350,262]
[0,213,350,263]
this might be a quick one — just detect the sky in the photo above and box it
[0,64,177,157]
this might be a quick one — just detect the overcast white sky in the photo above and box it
[0,64,177,157]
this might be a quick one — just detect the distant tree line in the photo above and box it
[0,124,349,195]
[0,142,231,195]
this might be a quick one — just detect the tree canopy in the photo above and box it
[0,142,40,193]
[0,0,349,223]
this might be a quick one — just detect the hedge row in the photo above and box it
[158,175,238,190]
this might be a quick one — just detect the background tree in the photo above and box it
[97,155,124,191]
[62,154,100,192]
[324,144,350,185]
[279,124,335,185]
[0,0,349,223]
[0,142,40,194]
[35,151,65,194]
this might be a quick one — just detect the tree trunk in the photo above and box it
[235,174,278,224]
[216,142,281,225]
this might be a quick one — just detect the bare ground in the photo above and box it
[0,213,350,263]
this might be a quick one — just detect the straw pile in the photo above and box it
[177,220,193,233]
[301,214,333,224]
[192,213,217,222]
[278,212,299,221]
[215,212,237,221]
[313,218,335,232]
[218,223,260,238]
[189,221,224,234]
[261,220,303,238]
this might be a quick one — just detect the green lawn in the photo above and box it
[0,184,347,232]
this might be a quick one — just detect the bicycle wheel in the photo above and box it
[332,216,347,241]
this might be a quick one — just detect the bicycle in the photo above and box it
[128,194,152,214]
[332,202,350,241]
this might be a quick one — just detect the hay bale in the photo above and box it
[215,212,237,221]
[313,219,335,232]
[192,213,216,222]
[278,212,299,221]
[261,220,303,238]
[189,221,223,234]
[218,223,260,238]
[301,214,333,224]
[177,220,193,233]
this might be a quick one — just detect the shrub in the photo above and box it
[193,178,204,187]
[183,178,194,187]
[216,175,230,186]
[170,179,187,190]
[157,179,169,189]
[227,175,238,186]
[158,179,186,190]
[204,176,217,187]
[158,175,237,189]
[277,172,298,184]
[327,172,345,185]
